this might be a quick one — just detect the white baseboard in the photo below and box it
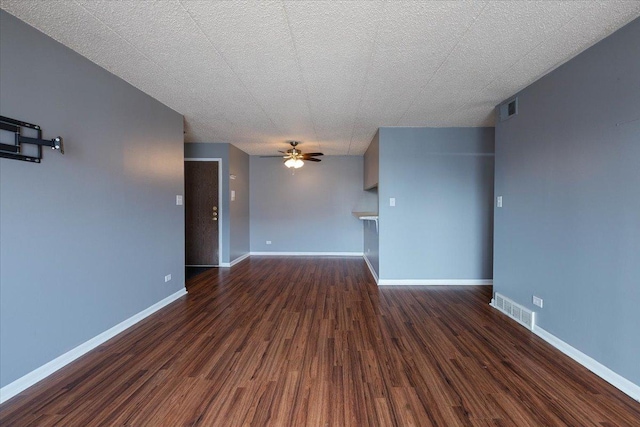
[250,252,364,257]
[363,254,378,284]
[378,279,493,286]
[0,288,187,404]
[230,252,251,266]
[218,252,251,268]
[532,326,640,402]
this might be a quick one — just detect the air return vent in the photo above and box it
[491,292,535,330]
[499,97,518,121]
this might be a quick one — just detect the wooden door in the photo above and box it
[185,161,219,265]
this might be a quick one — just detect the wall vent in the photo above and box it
[491,292,535,330]
[499,97,518,121]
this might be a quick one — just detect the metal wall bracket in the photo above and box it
[0,116,64,163]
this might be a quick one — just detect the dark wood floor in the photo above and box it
[1,257,639,426]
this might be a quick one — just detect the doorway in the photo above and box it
[184,159,221,268]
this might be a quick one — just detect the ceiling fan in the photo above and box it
[261,141,323,169]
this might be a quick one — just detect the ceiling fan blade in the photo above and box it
[260,155,288,158]
[304,157,321,162]
[303,152,323,157]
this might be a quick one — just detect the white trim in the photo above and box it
[250,252,364,257]
[0,288,187,404]
[533,326,640,402]
[217,252,251,268]
[184,158,223,266]
[229,252,250,266]
[363,254,378,283]
[378,279,493,286]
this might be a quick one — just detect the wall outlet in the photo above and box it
[389,197,396,207]
[266,240,272,245]
[164,274,172,283]
[496,196,503,208]
[367,248,370,253]
[176,195,183,206]
[533,296,543,308]
[231,190,236,201]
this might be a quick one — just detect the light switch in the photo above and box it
[390,197,396,207]
[231,190,236,201]
[176,195,183,206]
[496,196,503,208]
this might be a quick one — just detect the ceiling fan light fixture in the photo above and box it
[285,157,304,168]
[271,141,318,168]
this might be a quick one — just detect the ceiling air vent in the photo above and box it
[499,97,518,121]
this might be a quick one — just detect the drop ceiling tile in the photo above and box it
[2,1,639,154]
[180,1,314,150]
[73,0,276,142]
[350,1,487,151]
[472,0,640,110]
[283,1,386,151]
[397,1,588,126]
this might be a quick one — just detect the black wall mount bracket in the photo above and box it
[0,116,64,163]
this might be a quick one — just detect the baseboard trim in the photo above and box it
[532,326,640,402]
[363,254,378,284]
[378,279,493,286]
[0,288,187,404]
[250,252,364,257]
[218,252,251,268]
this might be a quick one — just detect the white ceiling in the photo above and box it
[2,1,639,155]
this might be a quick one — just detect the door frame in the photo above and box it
[184,158,223,267]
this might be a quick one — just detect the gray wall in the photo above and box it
[250,156,364,253]
[184,142,250,264]
[363,193,380,278]
[364,130,379,190]
[0,11,185,388]
[229,144,250,261]
[363,136,380,277]
[494,17,640,385]
[378,127,494,280]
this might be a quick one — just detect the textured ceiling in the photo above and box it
[2,1,639,155]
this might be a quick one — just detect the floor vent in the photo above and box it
[491,292,535,330]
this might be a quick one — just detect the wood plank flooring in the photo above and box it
[1,257,639,426]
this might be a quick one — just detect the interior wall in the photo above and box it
[378,127,495,281]
[363,201,380,278]
[494,17,640,385]
[229,144,250,261]
[0,11,185,388]
[363,130,379,190]
[250,156,364,253]
[363,134,380,278]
